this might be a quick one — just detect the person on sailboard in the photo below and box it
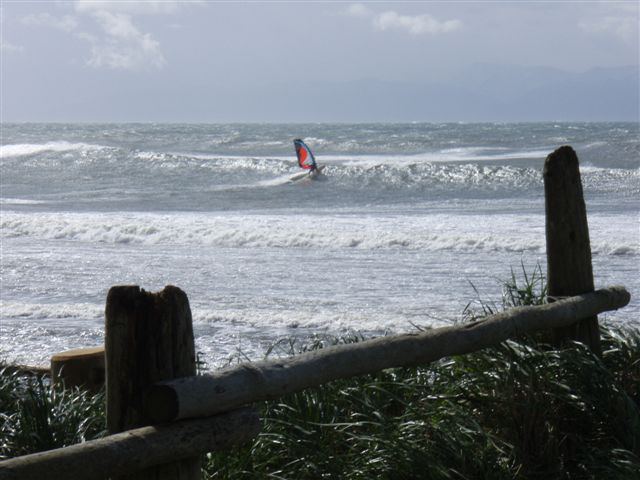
[293,138,323,178]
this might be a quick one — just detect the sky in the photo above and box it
[1,1,638,122]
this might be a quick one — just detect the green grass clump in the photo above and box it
[0,368,106,459]
[462,262,548,321]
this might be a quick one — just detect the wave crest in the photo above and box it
[2,211,636,256]
[0,141,108,159]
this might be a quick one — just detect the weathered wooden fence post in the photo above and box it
[105,285,200,480]
[543,146,601,356]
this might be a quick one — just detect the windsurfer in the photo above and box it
[293,138,323,178]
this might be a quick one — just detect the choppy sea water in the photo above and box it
[1,123,638,367]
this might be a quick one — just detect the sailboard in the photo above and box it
[291,139,324,181]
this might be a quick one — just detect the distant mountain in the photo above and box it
[508,66,639,121]
[9,63,633,122]
[245,64,639,122]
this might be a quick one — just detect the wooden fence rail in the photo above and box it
[0,408,259,480]
[146,286,630,423]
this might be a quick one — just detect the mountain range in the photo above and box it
[227,64,639,122]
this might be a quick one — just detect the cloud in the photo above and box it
[373,11,462,36]
[579,15,639,42]
[345,3,372,18]
[1,40,24,54]
[74,1,187,15]
[345,4,462,36]
[85,10,166,70]
[20,2,190,71]
[21,13,78,32]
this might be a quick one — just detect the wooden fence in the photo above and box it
[0,146,632,480]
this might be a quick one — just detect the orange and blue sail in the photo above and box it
[293,139,317,170]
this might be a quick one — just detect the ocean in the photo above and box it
[1,123,638,367]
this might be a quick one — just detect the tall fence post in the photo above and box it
[543,146,601,356]
[105,285,200,480]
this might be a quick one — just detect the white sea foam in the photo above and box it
[2,211,636,255]
[0,211,538,251]
[0,301,103,321]
[193,307,430,335]
[582,141,608,149]
[0,198,46,205]
[0,141,108,159]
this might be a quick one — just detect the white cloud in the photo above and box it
[21,13,79,33]
[20,2,188,71]
[1,40,25,54]
[92,10,143,40]
[579,15,639,42]
[74,1,204,70]
[373,11,462,36]
[74,1,186,15]
[345,4,462,36]
[346,3,372,18]
[85,10,166,70]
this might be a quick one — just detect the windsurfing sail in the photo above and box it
[293,139,317,170]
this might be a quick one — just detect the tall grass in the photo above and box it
[1,265,638,479]
[203,327,640,479]
[0,368,106,460]
[462,261,547,321]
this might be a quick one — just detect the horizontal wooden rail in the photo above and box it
[0,408,259,480]
[146,286,630,423]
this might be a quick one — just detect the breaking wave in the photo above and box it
[2,211,636,256]
[0,141,109,159]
